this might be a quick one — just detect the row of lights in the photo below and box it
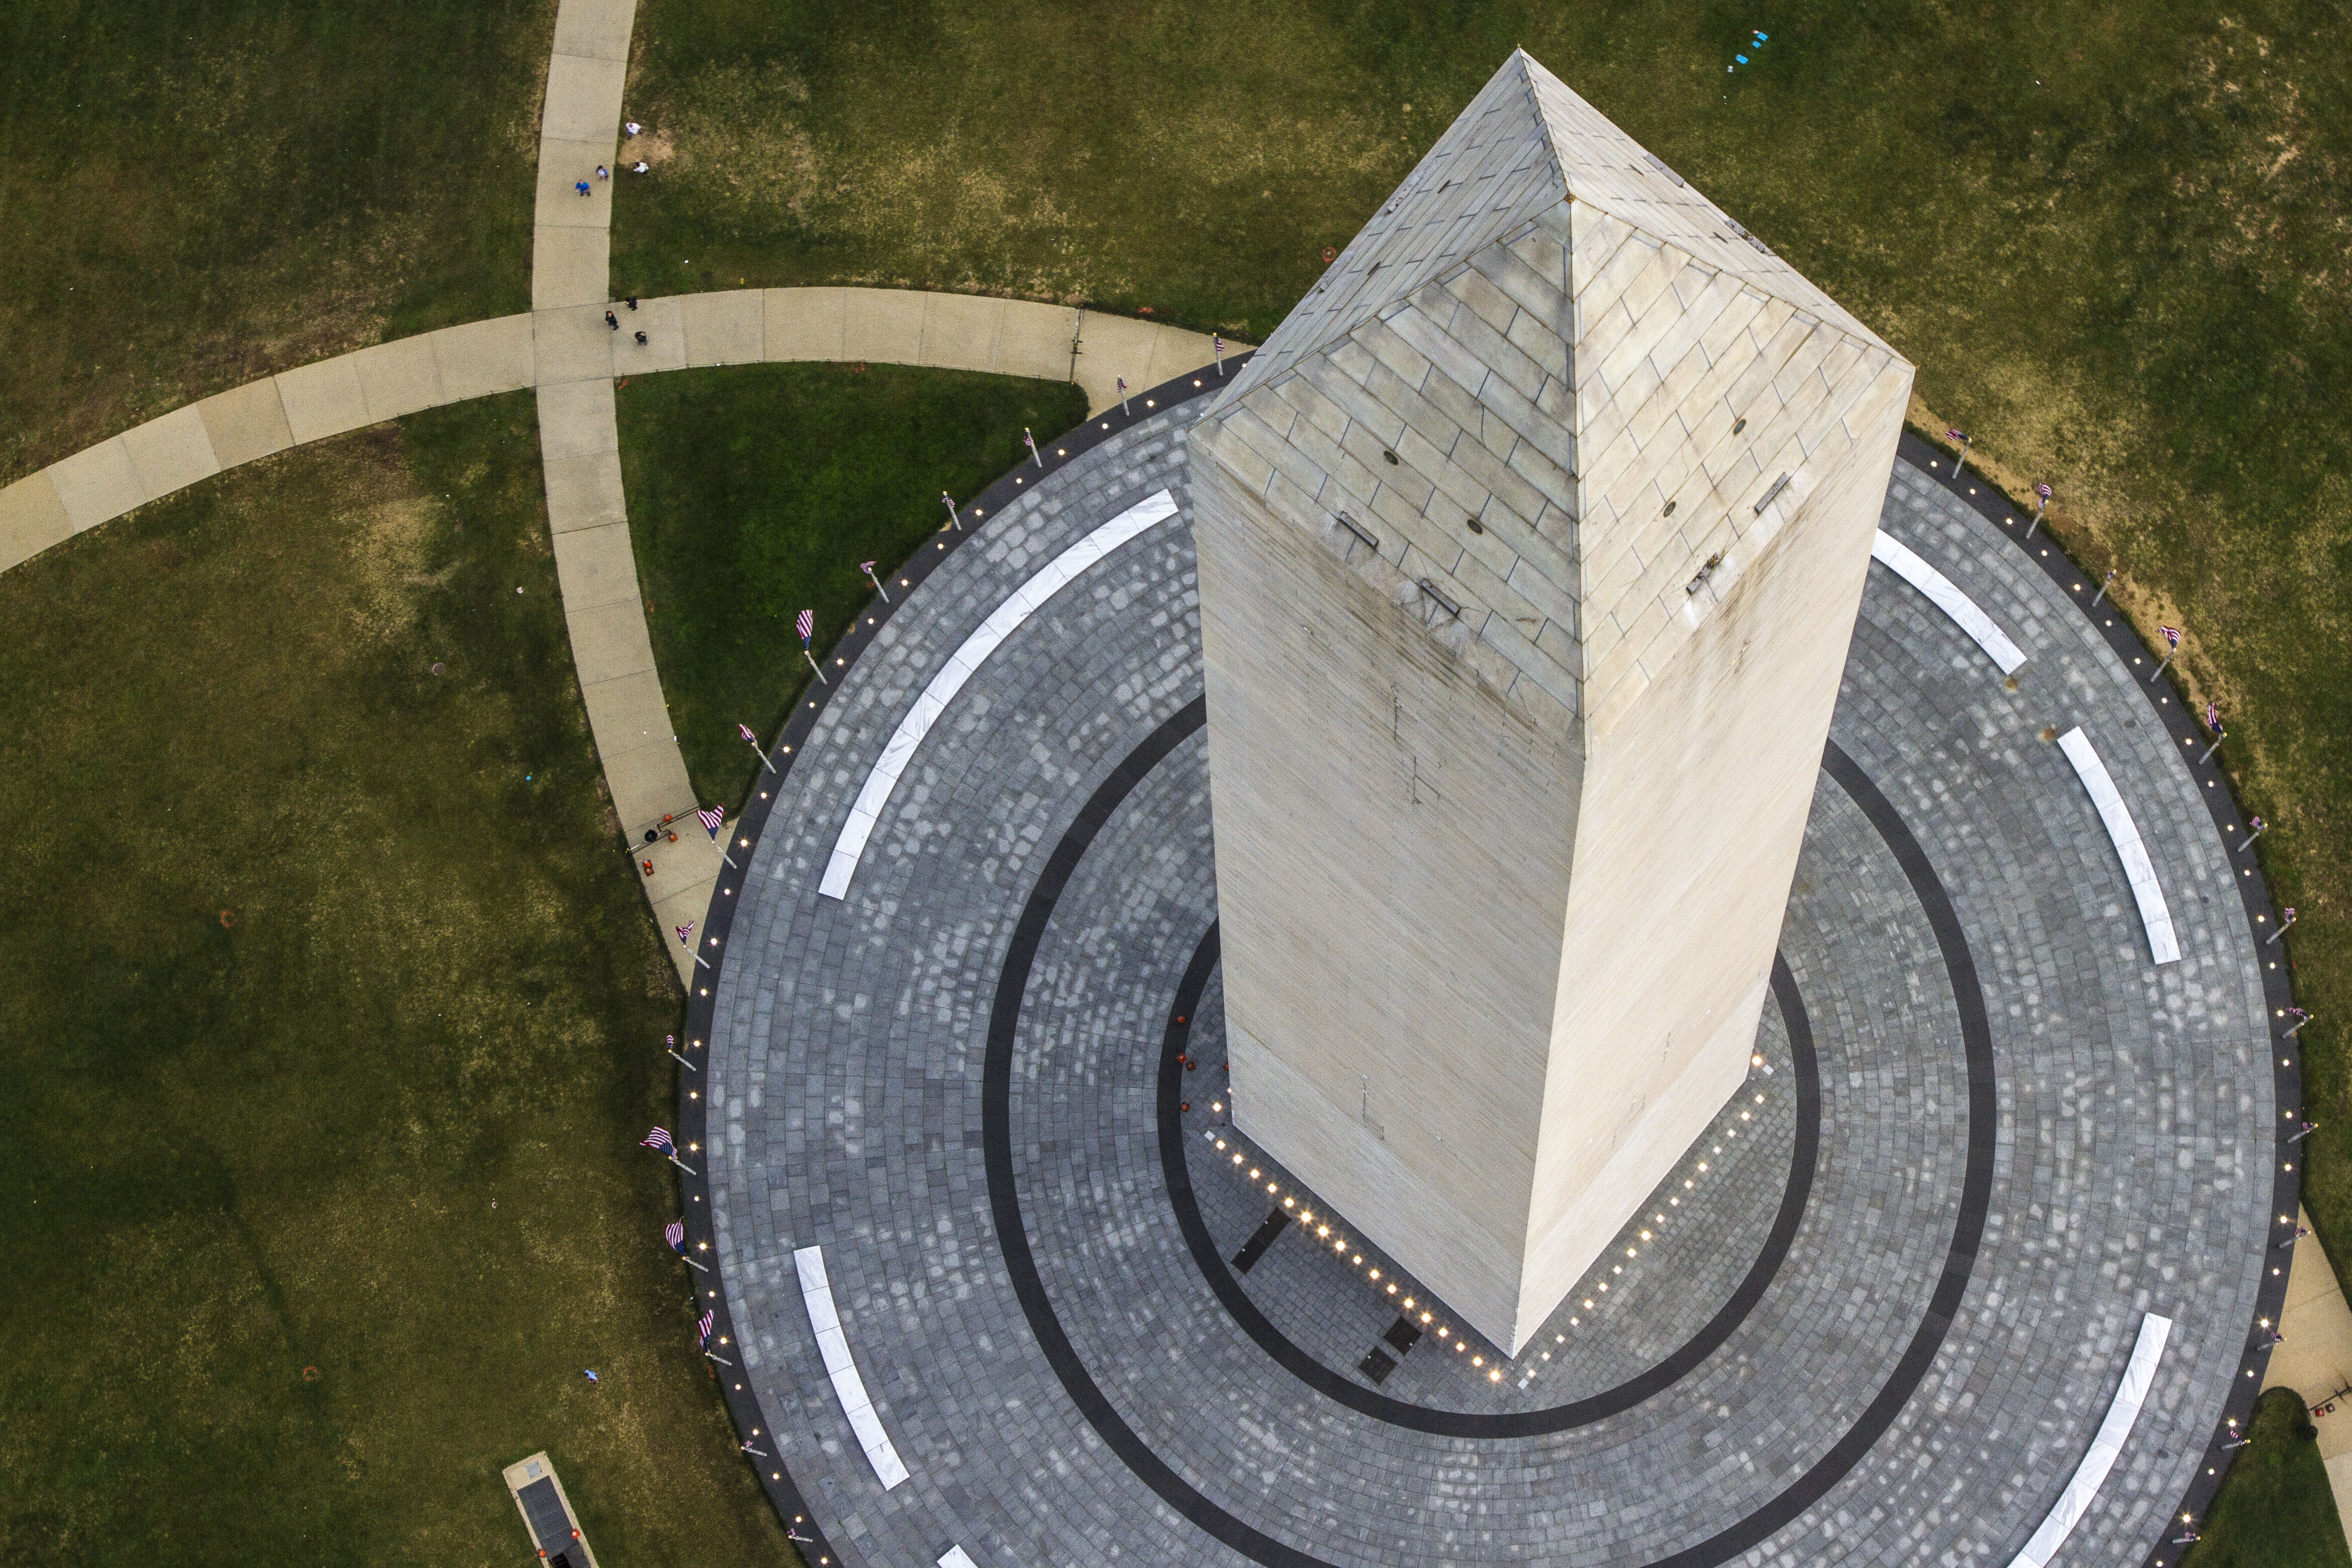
[1203,1064,1776,1387]
[1522,1064,1775,1387]
[1203,1113,1502,1378]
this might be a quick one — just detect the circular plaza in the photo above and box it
[675,369,2295,1568]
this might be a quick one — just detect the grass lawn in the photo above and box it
[618,362,1087,803]
[0,0,546,483]
[2188,1388,2351,1568]
[0,395,792,1568]
[617,0,2352,1330]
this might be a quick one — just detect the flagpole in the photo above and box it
[941,494,962,533]
[1118,376,1130,415]
[2238,818,2266,853]
[742,731,775,772]
[2026,496,2047,539]
[2266,915,2296,946]
[704,1349,733,1364]
[2091,568,2115,607]
[669,1154,700,1175]
[803,649,828,684]
[1025,427,1042,468]
[2149,646,2178,683]
[2283,1015,2316,1039]
[2198,734,2224,765]
[681,1254,710,1272]
[667,1046,698,1071]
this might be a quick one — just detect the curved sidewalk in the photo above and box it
[0,295,1234,583]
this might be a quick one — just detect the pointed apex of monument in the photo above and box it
[1196,49,1911,737]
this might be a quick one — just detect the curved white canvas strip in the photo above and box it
[794,1244,912,1489]
[2005,1313,2173,1567]
[1872,529,2028,674]
[818,488,1180,900]
[2055,727,2182,964]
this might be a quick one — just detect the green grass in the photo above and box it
[617,0,2352,1349]
[0,396,792,1568]
[618,362,1087,802]
[2188,1388,2351,1568]
[0,0,545,482]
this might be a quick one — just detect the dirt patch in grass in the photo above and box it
[617,362,1087,804]
[0,396,794,1568]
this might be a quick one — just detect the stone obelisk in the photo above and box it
[1189,50,1913,1353]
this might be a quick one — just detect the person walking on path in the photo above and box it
[605,311,620,331]
[574,178,591,197]
[626,297,639,310]
[633,331,648,345]
[595,164,610,181]
[624,120,641,138]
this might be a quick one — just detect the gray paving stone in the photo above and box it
[702,412,2274,1568]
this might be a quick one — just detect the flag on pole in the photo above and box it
[861,557,892,598]
[2036,482,2052,501]
[2252,816,2266,832]
[739,723,758,743]
[697,1309,716,1345]
[2205,702,2222,735]
[2285,907,2297,923]
[665,1220,687,1253]
[2160,625,2182,650]
[1946,428,1967,442]
[2289,1007,2310,1023]
[796,609,814,647]
[675,920,695,946]
[642,1127,676,1153]
[697,806,726,839]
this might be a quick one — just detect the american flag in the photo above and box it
[664,1220,686,1253]
[2036,482,2052,500]
[697,1309,716,1345]
[2206,702,2222,734]
[2285,907,2297,922]
[796,609,814,646]
[2289,1007,2310,1022]
[2160,625,2182,650]
[675,920,694,945]
[2251,815,2266,831]
[643,1127,675,1153]
[697,805,725,838]
[1946,428,1967,442]
[860,559,877,575]
[739,722,757,743]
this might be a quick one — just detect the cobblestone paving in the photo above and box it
[703,407,2274,1568]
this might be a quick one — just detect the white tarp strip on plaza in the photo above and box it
[819,488,1181,900]
[2005,1312,2174,1568]
[937,1550,981,1568]
[1871,528,2028,674]
[2055,727,2183,964]
[793,1245,911,1489]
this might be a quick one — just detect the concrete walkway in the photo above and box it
[2264,1205,2352,1545]
[0,33,1235,985]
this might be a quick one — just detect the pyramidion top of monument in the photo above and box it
[1197,49,1912,736]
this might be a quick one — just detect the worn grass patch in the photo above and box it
[0,397,792,1568]
[617,362,1087,803]
[0,0,546,481]
[2187,1387,2350,1568]
[618,0,2352,1363]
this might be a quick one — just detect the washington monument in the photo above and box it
[1189,50,1914,1352]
